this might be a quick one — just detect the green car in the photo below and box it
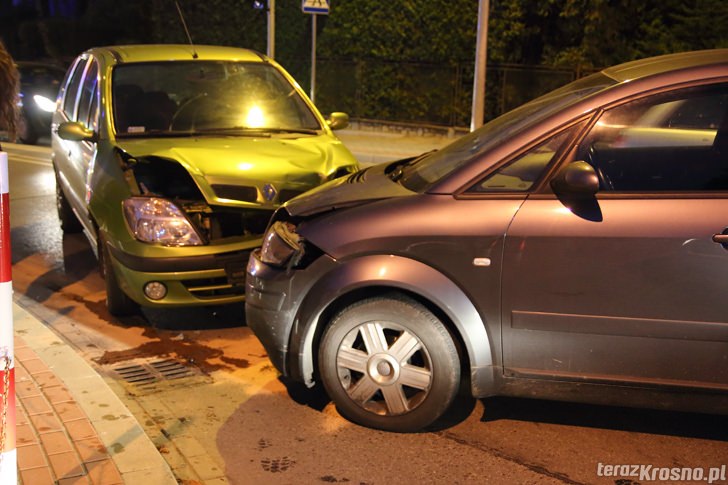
[51,44,358,316]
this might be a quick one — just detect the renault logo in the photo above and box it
[262,183,277,202]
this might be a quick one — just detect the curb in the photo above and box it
[13,301,177,484]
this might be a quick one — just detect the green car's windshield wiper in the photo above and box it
[116,129,201,138]
[264,127,320,135]
[224,126,320,135]
[117,126,320,138]
[193,126,320,136]
[183,127,272,137]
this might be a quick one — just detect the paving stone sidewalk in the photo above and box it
[15,335,123,484]
[12,302,176,485]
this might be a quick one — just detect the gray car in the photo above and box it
[246,49,728,432]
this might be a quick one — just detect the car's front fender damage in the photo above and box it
[115,147,271,242]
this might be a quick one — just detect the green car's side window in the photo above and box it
[62,58,87,119]
[76,60,98,130]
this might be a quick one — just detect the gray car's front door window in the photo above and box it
[501,82,728,390]
[578,83,728,191]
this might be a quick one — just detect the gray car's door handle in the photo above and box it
[712,234,728,244]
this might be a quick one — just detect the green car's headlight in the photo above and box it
[260,221,303,267]
[123,197,203,246]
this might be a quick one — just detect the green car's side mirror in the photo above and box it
[57,121,97,142]
[326,112,349,131]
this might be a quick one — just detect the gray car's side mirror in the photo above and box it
[326,112,349,131]
[551,161,599,196]
[57,121,97,142]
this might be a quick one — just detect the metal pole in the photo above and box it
[267,0,275,59]
[310,14,317,103]
[470,0,489,131]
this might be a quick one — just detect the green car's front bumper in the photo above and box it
[107,242,258,307]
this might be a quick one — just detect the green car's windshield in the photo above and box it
[112,61,321,137]
[400,72,617,192]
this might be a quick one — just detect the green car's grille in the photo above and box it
[211,185,305,204]
[181,277,246,298]
[185,207,273,240]
[211,184,258,202]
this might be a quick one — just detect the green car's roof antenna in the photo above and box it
[175,1,198,59]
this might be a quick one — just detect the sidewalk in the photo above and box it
[12,302,176,485]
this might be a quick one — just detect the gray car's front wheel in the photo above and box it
[319,296,460,432]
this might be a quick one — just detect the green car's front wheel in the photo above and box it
[99,234,139,317]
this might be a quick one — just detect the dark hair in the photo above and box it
[0,40,19,141]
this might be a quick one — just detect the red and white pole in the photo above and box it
[0,151,16,484]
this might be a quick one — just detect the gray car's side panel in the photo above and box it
[502,196,728,389]
[284,193,528,395]
[287,254,500,396]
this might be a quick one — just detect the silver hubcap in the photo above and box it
[336,321,432,416]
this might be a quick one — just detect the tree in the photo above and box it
[317,0,478,63]
[488,0,728,69]
[3,0,726,125]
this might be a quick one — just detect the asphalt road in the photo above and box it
[5,142,728,485]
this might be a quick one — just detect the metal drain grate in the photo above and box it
[114,363,158,386]
[150,359,196,380]
[107,357,208,394]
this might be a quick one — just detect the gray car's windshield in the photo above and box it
[112,61,321,137]
[400,72,616,192]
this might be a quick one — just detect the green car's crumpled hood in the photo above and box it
[115,134,355,208]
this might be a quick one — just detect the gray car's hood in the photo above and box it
[283,163,414,217]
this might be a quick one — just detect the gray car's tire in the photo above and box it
[55,176,83,233]
[99,235,139,317]
[319,295,460,432]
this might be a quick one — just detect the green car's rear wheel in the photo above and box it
[55,175,82,233]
